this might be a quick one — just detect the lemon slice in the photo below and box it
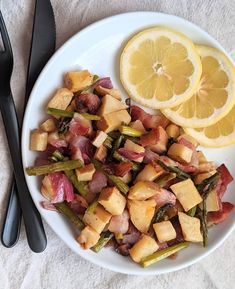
[120,27,202,109]
[184,105,235,147]
[162,45,235,127]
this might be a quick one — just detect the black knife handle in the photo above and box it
[1,178,22,247]
[0,89,47,252]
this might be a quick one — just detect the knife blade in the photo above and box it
[1,0,56,250]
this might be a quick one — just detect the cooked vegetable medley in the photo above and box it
[26,70,234,267]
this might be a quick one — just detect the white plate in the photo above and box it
[22,12,235,275]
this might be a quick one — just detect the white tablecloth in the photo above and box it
[0,0,235,288]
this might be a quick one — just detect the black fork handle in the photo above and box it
[0,88,47,252]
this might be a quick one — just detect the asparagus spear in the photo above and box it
[55,202,84,230]
[155,173,176,187]
[107,175,129,194]
[187,206,197,217]
[86,198,98,214]
[119,125,143,137]
[92,231,114,252]
[107,134,124,162]
[152,203,172,224]
[80,112,101,120]
[103,136,113,149]
[47,107,74,118]
[58,117,71,134]
[64,170,88,196]
[197,205,208,247]
[157,160,190,180]
[26,160,83,176]
[140,242,189,267]
[196,172,220,196]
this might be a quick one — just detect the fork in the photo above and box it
[0,10,47,252]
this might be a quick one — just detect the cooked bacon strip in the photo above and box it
[49,139,68,148]
[75,92,101,114]
[207,202,234,225]
[131,105,169,129]
[69,116,90,136]
[122,222,141,245]
[217,164,233,187]
[108,210,129,235]
[40,201,57,211]
[69,135,95,164]
[88,170,107,194]
[143,148,159,163]
[94,77,113,89]
[150,188,176,209]
[103,162,132,177]
[68,194,88,215]
[118,148,145,161]
[140,128,159,147]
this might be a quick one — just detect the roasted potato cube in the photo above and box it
[119,172,132,184]
[76,163,96,182]
[96,109,131,133]
[177,134,198,147]
[166,124,180,139]
[129,235,159,263]
[47,131,60,143]
[30,129,48,151]
[47,88,73,112]
[83,204,111,234]
[124,139,145,163]
[149,126,168,154]
[95,85,121,100]
[98,94,127,116]
[77,226,100,249]
[197,151,207,164]
[194,170,217,185]
[128,181,159,200]
[170,179,202,212]
[98,187,126,215]
[178,212,203,242]
[40,118,57,132]
[206,189,220,212]
[129,120,146,133]
[167,143,193,164]
[197,161,216,173]
[135,163,164,182]
[94,145,107,162]
[64,70,93,92]
[128,199,156,233]
[92,131,108,148]
[153,221,176,242]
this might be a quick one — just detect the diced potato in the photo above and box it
[170,179,202,212]
[149,126,168,154]
[197,151,207,164]
[128,181,159,200]
[95,85,122,100]
[166,124,180,139]
[153,221,176,242]
[177,134,198,147]
[206,189,220,212]
[98,187,126,215]
[83,204,111,234]
[124,139,145,163]
[166,200,184,218]
[47,88,73,112]
[40,118,57,132]
[30,129,48,151]
[96,109,131,133]
[76,163,96,182]
[47,131,60,143]
[98,94,127,116]
[194,170,217,185]
[167,143,193,164]
[119,172,132,184]
[41,175,54,200]
[178,212,203,242]
[129,120,146,133]
[135,163,164,182]
[77,226,100,249]
[92,131,108,148]
[197,161,216,173]
[94,145,107,162]
[129,235,159,263]
[128,199,156,233]
[64,70,93,92]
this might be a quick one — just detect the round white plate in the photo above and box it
[22,12,235,275]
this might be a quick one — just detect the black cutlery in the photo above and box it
[0,9,47,252]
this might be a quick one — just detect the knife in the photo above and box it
[1,0,56,250]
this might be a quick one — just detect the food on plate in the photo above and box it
[26,70,234,268]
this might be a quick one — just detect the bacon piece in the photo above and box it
[207,202,234,225]
[88,170,107,194]
[150,188,176,209]
[103,162,132,177]
[68,194,88,215]
[108,210,129,235]
[94,77,113,89]
[47,172,74,203]
[116,244,131,256]
[69,135,95,164]
[75,92,101,114]
[131,105,169,129]
[40,201,57,212]
[49,139,68,148]
[69,116,90,136]
[35,157,51,166]
[157,241,168,250]
[122,222,141,245]
[217,164,233,187]
[143,148,159,163]
[118,148,145,161]
[140,128,159,147]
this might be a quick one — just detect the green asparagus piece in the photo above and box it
[197,205,208,247]
[52,150,64,161]
[196,172,220,196]
[64,170,88,196]
[155,173,177,187]
[107,134,125,162]
[80,112,101,120]
[92,232,114,252]
[86,199,98,214]
[157,160,190,180]
[187,206,197,217]
[113,151,141,171]
[103,136,113,149]
[119,125,143,137]
[93,75,99,82]
[91,159,103,169]
[26,160,83,176]
[47,107,74,118]
[140,242,189,267]
[108,131,120,139]
[107,175,129,194]
[58,117,71,134]
[55,202,84,230]
[152,203,173,224]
